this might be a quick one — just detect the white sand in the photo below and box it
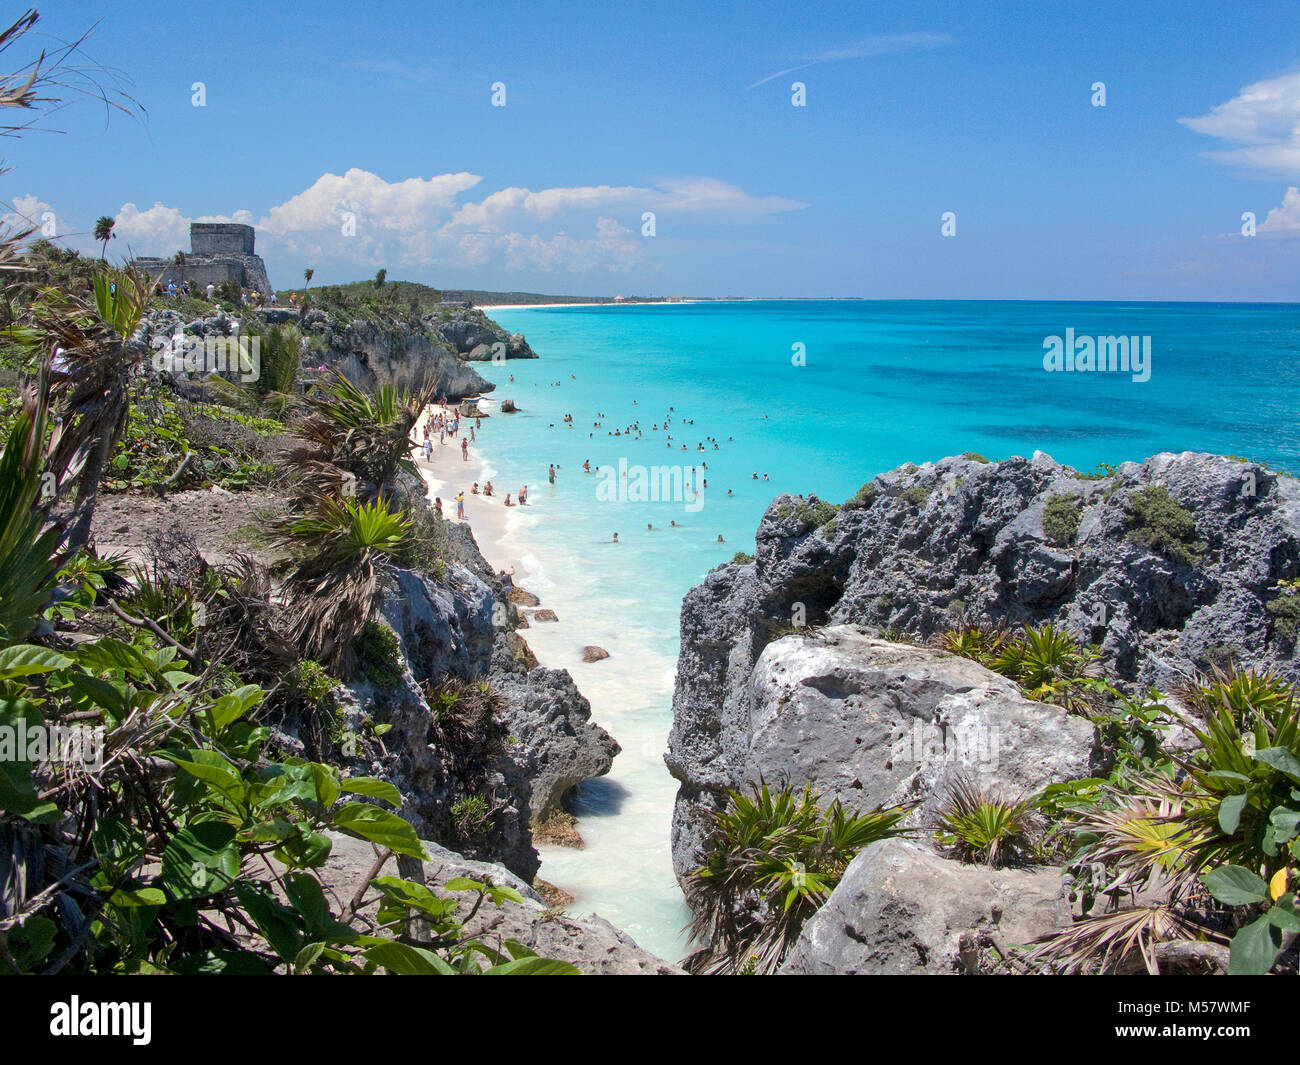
[409,403,527,574]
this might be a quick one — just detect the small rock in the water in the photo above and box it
[533,609,559,623]
[509,587,541,607]
[533,810,584,849]
[533,877,577,908]
[582,645,610,662]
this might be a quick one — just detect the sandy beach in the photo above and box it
[409,400,525,575]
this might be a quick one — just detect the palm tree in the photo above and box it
[92,215,115,259]
[374,268,387,290]
[37,269,151,550]
[303,267,314,287]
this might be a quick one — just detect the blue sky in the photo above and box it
[8,0,1300,299]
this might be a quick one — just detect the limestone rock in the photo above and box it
[780,839,1068,975]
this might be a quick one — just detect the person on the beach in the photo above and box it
[548,464,555,484]
[504,494,514,506]
[456,492,465,521]
[461,438,469,461]
[434,497,443,516]
[484,481,494,496]
[500,566,515,593]
[423,438,432,460]
[519,485,528,505]
[612,532,619,543]
[583,460,590,473]
[471,482,479,494]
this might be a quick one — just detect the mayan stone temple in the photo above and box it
[132,222,274,296]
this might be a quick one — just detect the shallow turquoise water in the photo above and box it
[475,299,1300,961]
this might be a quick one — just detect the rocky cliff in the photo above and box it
[137,306,499,400]
[433,309,538,362]
[666,450,1300,970]
[336,497,619,882]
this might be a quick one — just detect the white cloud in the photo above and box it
[1179,71,1300,176]
[2,192,57,235]
[1260,185,1300,233]
[107,169,803,280]
[112,201,192,254]
[748,32,952,89]
[260,167,481,236]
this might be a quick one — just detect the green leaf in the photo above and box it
[310,763,341,808]
[273,831,332,870]
[109,887,166,908]
[161,821,239,901]
[363,940,454,975]
[208,684,263,732]
[0,644,71,680]
[9,915,56,969]
[1270,805,1300,843]
[0,697,42,816]
[159,750,247,808]
[1227,913,1283,975]
[483,955,580,975]
[235,882,303,963]
[283,872,330,934]
[1254,746,1300,783]
[341,776,402,807]
[1218,793,1249,835]
[1201,864,1270,905]
[1267,900,1300,933]
[293,942,327,973]
[66,672,130,723]
[333,802,427,859]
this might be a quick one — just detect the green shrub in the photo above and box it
[685,781,909,974]
[356,619,405,687]
[842,481,877,510]
[960,452,990,463]
[1042,493,1083,546]
[1125,485,1206,567]
[934,776,1037,866]
[899,484,931,507]
[451,794,491,837]
[292,659,340,706]
[1265,583,1300,643]
[732,551,755,565]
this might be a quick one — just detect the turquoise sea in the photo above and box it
[475,299,1300,962]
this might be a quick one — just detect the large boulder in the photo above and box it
[746,628,1097,823]
[780,839,1068,975]
[494,666,620,822]
[668,626,1096,881]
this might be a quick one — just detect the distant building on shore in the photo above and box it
[132,222,274,296]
